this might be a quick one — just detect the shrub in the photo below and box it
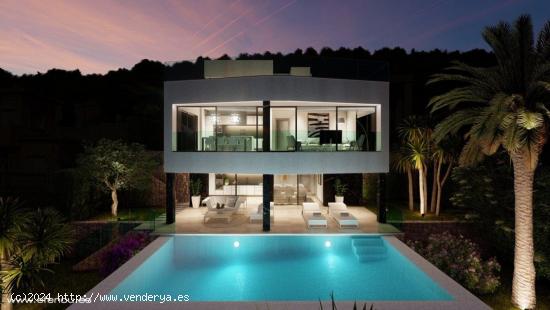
[100,232,149,276]
[408,232,501,294]
[451,160,550,280]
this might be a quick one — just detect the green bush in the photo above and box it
[408,232,501,294]
[450,158,550,280]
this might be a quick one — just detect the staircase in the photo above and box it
[351,236,388,263]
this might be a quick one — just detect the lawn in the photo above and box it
[90,207,164,221]
[366,201,467,222]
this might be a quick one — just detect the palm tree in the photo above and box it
[398,116,431,215]
[0,198,26,310]
[428,15,550,309]
[392,150,415,211]
[403,139,430,215]
[431,138,458,216]
[0,200,72,310]
[18,208,73,263]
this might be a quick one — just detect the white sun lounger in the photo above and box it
[328,202,359,228]
[328,202,347,215]
[332,211,359,229]
[303,213,328,228]
[302,202,322,214]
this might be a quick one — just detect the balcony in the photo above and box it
[173,104,380,152]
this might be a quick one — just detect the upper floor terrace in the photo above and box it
[164,60,389,174]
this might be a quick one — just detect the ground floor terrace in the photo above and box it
[149,204,398,234]
[156,172,396,234]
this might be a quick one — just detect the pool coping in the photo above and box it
[70,234,490,310]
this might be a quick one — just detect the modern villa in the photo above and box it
[163,59,389,231]
[78,60,490,309]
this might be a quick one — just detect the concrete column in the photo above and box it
[166,173,176,224]
[377,173,387,223]
[263,174,273,231]
[262,100,270,151]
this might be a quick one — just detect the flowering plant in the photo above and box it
[407,232,500,294]
[100,231,149,276]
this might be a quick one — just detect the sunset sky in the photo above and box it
[1,0,548,75]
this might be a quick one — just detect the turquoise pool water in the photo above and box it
[110,235,453,301]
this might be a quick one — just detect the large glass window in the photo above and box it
[270,107,296,151]
[216,107,261,151]
[176,106,215,151]
[296,107,337,151]
[274,174,319,205]
[174,106,261,152]
[337,106,378,151]
[211,173,262,196]
[174,104,379,152]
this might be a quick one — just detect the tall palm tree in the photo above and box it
[392,150,415,211]
[0,198,26,310]
[403,139,430,215]
[398,116,431,215]
[428,15,550,309]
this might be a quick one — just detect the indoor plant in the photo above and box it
[190,178,202,208]
[333,178,347,203]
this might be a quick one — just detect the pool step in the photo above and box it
[351,237,388,263]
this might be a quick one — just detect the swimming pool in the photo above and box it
[110,235,453,302]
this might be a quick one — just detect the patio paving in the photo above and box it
[150,204,400,234]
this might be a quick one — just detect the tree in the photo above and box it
[76,139,158,217]
[428,15,550,309]
[0,200,72,310]
[398,116,431,215]
[431,138,458,215]
[0,198,26,310]
[392,149,415,211]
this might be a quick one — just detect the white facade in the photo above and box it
[164,74,389,174]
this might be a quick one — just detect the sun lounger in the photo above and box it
[302,202,322,215]
[303,212,328,228]
[328,202,347,215]
[332,211,359,229]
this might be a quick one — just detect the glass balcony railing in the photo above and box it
[173,105,380,152]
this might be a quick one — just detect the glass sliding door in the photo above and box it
[216,106,261,151]
[175,105,262,152]
[274,174,319,205]
[176,106,216,151]
[296,106,337,151]
[274,174,297,204]
[270,107,296,151]
[337,106,377,151]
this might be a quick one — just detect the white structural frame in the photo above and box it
[164,75,390,174]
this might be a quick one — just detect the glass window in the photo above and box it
[175,106,262,152]
[216,107,260,151]
[270,107,296,151]
[296,107,337,152]
[337,106,377,151]
[236,174,263,196]
[256,107,263,151]
[176,107,200,151]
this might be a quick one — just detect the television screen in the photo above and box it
[319,130,342,144]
